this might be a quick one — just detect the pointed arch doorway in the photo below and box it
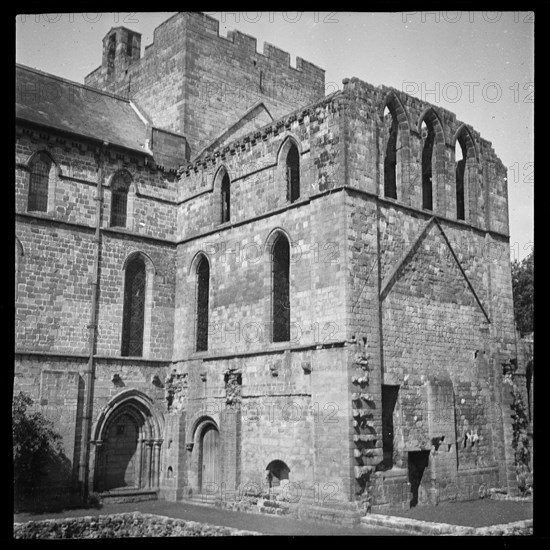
[199,423,220,492]
[103,412,140,490]
[90,390,164,494]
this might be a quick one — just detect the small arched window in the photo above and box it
[421,120,435,211]
[384,106,398,199]
[221,172,231,223]
[455,137,467,221]
[196,256,210,352]
[121,257,146,357]
[266,460,290,487]
[110,172,132,228]
[272,234,290,342]
[286,143,300,203]
[28,152,53,212]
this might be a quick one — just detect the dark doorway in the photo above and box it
[408,450,430,508]
[381,385,399,470]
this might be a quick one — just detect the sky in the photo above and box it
[15,11,534,261]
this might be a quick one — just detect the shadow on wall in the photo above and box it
[408,450,430,508]
[13,391,88,514]
[14,451,81,514]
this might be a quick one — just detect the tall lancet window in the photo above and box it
[121,257,146,357]
[421,120,434,211]
[272,234,290,342]
[384,106,398,199]
[196,257,210,352]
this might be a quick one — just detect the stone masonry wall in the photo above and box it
[341,77,508,235]
[16,129,177,357]
[85,12,325,156]
[15,23,519,514]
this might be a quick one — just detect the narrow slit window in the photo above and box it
[384,107,398,199]
[121,257,146,357]
[421,120,434,210]
[221,172,230,223]
[286,143,300,203]
[28,153,52,212]
[196,257,210,352]
[272,235,290,342]
[110,172,131,228]
[455,138,466,220]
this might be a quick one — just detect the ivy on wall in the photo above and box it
[502,360,532,495]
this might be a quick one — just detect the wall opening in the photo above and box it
[455,136,466,220]
[381,385,399,470]
[103,413,139,491]
[28,152,54,212]
[221,172,231,223]
[266,460,290,488]
[110,171,133,228]
[421,120,434,210]
[408,450,430,508]
[107,34,116,70]
[92,391,163,494]
[286,142,300,203]
[196,256,210,352]
[121,257,146,357]
[383,106,398,199]
[272,234,290,342]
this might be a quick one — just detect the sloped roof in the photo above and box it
[193,102,274,161]
[16,64,150,154]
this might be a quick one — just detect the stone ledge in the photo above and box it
[360,514,533,536]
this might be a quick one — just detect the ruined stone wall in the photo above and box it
[337,80,516,508]
[15,29,519,512]
[176,94,343,236]
[85,13,325,156]
[341,78,509,235]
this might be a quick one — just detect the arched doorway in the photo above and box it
[90,390,164,494]
[103,413,139,490]
[199,424,220,492]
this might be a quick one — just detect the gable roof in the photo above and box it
[193,102,274,161]
[16,64,150,155]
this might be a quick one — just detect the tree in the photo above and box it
[511,251,534,337]
[12,391,65,499]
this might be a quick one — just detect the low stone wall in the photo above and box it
[361,515,533,536]
[13,512,261,538]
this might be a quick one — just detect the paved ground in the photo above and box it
[14,498,533,536]
[382,498,533,527]
[14,500,408,536]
